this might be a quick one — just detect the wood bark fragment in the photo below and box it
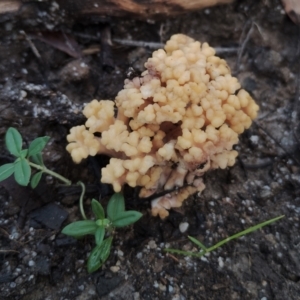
[281,0,300,25]
[73,0,234,17]
[0,0,234,18]
[0,1,21,14]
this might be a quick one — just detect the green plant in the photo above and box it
[0,127,142,273]
[62,193,142,273]
[165,215,284,258]
[0,127,90,218]
[0,127,71,187]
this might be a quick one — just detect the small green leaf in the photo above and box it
[28,136,50,157]
[107,193,125,221]
[87,237,113,273]
[111,211,142,228]
[96,219,110,227]
[5,127,22,157]
[0,163,15,181]
[30,171,43,188]
[62,220,97,238]
[188,236,207,252]
[19,149,28,158]
[206,215,285,253]
[14,159,31,186]
[91,199,105,220]
[30,153,44,166]
[95,226,105,246]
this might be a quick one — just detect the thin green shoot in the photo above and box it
[165,215,285,258]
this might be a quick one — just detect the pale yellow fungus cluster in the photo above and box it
[66,34,259,218]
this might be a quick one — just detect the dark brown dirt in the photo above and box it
[1,1,300,299]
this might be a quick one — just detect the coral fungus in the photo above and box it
[66,34,259,218]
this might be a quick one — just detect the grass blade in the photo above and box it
[188,236,207,252]
[164,248,205,258]
[165,215,285,259]
[207,215,285,252]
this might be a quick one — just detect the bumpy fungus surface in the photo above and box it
[67,34,259,218]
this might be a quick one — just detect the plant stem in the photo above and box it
[77,181,87,220]
[28,161,88,220]
[28,161,72,185]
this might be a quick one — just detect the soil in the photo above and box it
[1,1,300,299]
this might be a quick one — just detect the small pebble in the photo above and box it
[110,266,120,273]
[15,268,22,274]
[218,257,224,268]
[78,285,84,291]
[20,90,27,99]
[250,135,259,144]
[200,256,209,263]
[262,280,268,287]
[28,260,35,267]
[28,275,34,281]
[148,240,157,249]
[179,222,189,233]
